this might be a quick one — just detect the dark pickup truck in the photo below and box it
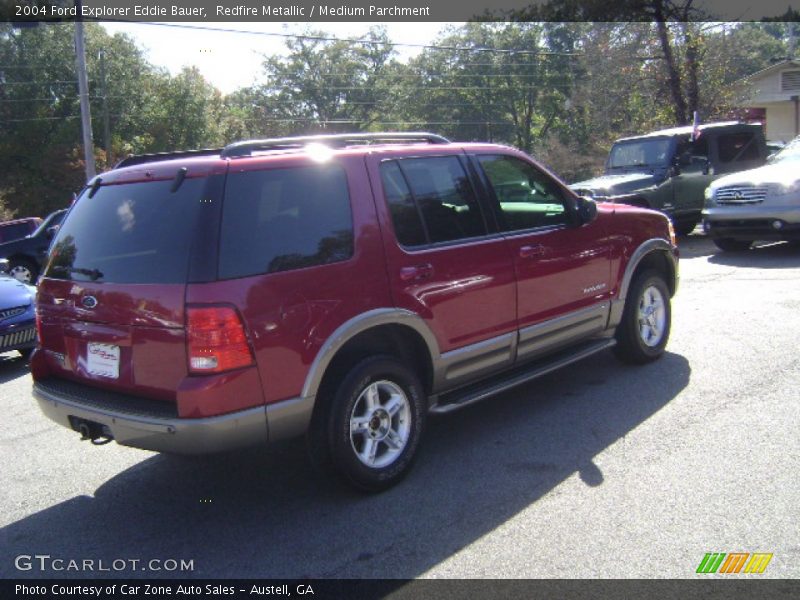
[570,122,768,235]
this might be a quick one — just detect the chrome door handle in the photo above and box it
[519,245,545,259]
[400,263,434,281]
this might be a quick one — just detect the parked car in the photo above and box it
[0,208,67,283]
[0,259,37,359]
[0,217,42,244]
[570,122,768,235]
[30,133,678,492]
[703,135,800,251]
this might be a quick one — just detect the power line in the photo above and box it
[130,22,582,57]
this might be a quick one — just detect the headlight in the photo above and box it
[704,186,714,201]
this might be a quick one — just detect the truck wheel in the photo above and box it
[673,218,699,236]
[713,238,752,252]
[320,356,426,492]
[614,270,671,364]
[9,258,38,284]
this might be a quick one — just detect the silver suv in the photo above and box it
[703,136,800,251]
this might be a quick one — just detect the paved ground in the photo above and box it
[1,233,798,580]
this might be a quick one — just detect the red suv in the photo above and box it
[31,133,678,491]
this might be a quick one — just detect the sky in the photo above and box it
[100,22,460,95]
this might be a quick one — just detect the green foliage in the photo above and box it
[0,19,794,219]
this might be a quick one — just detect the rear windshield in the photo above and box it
[44,178,206,284]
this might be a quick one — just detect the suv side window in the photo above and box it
[381,156,487,246]
[219,165,353,279]
[718,132,760,163]
[380,161,427,247]
[477,154,568,231]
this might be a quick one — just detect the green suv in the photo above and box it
[571,122,768,235]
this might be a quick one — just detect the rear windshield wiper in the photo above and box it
[50,266,104,281]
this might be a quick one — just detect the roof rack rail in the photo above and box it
[114,148,223,169]
[220,132,450,159]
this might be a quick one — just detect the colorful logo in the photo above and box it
[696,552,773,574]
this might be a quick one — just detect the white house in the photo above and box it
[738,59,800,143]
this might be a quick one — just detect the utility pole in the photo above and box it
[74,0,96,180]
[99,49,112,165]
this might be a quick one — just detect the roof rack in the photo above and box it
[114,148,223,169]
[220,132,450,159]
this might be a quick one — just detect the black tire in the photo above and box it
[311,355,426,493]
[673,218,699,237]
[614,270,671,364]
[17,348,34,360]
[9,257,38,284]
[713,238,752,252]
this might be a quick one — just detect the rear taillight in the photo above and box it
[187,306,254,374]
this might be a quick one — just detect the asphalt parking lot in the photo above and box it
[1,233,798,580]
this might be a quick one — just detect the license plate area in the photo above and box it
[86,342,120,379]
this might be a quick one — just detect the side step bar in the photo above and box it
[429,338,616,415]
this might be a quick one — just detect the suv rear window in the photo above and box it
[45,178,207,284]
[718,132,760,163]
[380,156,487,247]
[219,165,353,279]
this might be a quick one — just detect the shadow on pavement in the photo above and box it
[1,350,690,579]
[0,352,30,385]
[708,241,800,269]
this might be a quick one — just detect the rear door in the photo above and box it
[366,151,518,388]
[473,152,613,362]
[36,164,224,403]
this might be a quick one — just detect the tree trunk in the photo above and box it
[653,2,688,124]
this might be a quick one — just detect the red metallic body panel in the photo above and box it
[185,154,392,405]
[365,149,518,352]
[505,218,614,327]
[35,280,189,402]
[601,203,677,295]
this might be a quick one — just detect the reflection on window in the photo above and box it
[718,133,759,163]
[219,165,353,279]
[478,155,568,231]
[398,157,486,244]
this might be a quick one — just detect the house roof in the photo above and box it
[741,59,800,83]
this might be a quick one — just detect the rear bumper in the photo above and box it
[32,378,314,454]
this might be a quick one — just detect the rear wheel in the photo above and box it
[713,238,752,252]
[9,258,37,284]
[312,355,426,492]
[614,270,671,364]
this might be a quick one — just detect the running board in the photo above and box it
[429,338,616,415]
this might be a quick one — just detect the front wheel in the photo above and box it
[9,258,38,284]
[713,238,752,252]
[614,270,671,364]
[319,356,426,492]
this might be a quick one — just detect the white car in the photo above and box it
[703,136,800,251]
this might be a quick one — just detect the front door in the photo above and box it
[474,153,613,362]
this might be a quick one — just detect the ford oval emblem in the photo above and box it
[81,296,98,309]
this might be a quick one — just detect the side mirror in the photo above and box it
[46,225,59,239]
[576,196,598,225]
[0,259,9,274]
